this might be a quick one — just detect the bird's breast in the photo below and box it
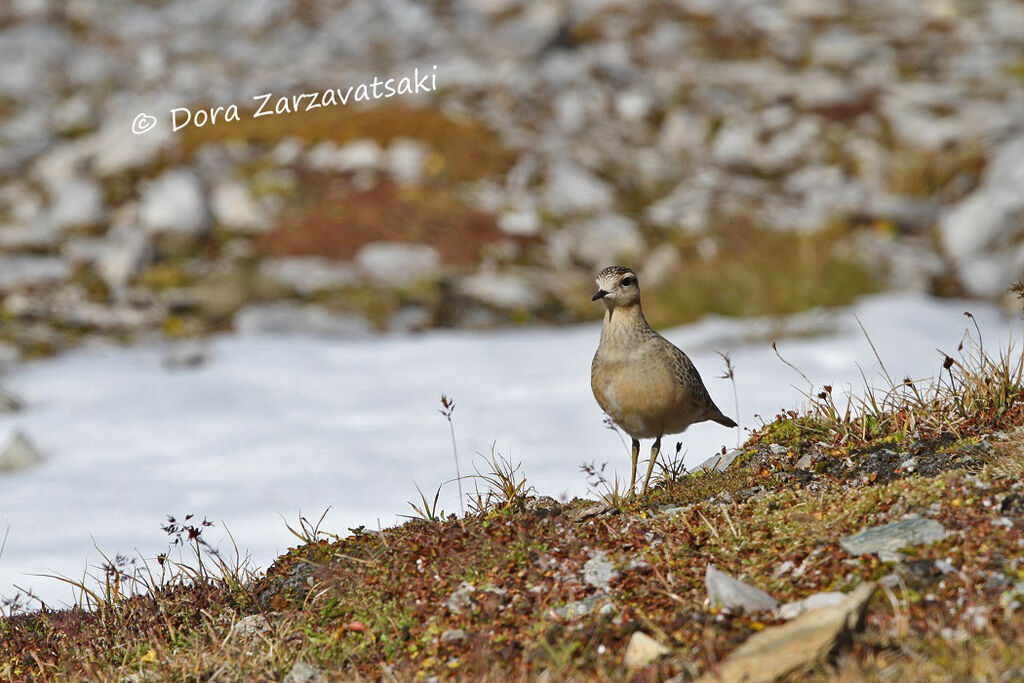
[592,350,686,438]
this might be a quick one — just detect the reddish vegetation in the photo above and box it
[258,178,506,265]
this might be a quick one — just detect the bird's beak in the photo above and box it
[592,289,608,301]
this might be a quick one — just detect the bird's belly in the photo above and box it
[592,360,695,439]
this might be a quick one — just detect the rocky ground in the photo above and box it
[1,289,1022,679]
[1,0,1023,361]
[1,406,1022,680]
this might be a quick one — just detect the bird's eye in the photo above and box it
[621,277,634,287]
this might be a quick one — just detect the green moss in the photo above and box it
[641,227,879,329]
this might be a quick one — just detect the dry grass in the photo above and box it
[884,140,987,201]
[761,311,1024,451]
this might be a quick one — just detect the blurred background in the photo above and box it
[1,0,1023,605]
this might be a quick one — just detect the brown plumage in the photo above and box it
[590,266,736,495]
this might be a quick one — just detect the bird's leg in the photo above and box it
[629,439,640,497]
[641,437,661,495]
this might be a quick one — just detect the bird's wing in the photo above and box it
[662,337,719,414]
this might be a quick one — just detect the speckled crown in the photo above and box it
[596,265,636,280]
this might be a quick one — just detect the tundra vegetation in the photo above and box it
[2,287,1022,682]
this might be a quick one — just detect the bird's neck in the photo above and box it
[601,303,651,345]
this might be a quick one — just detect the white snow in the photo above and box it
[0,292,1018,607]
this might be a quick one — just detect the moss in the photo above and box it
[640,227,880,329]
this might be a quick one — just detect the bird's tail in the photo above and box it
[711,412,738,428]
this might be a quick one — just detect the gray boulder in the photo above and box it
[261,258,359,296]
[457,271,541,310]
[0,255,69,293]
[623,632,670,670]
[706,565,779,612]
[355,242,440,287]
[939,133,1024,297]
[543,162,614,215]
[139,169,208,235]
[0,430,43,472]
[567,214,644,268]
[50,177,104,228]
[211,180,267,233]
[840,514,946,562]
[234,303,372,338]
[582,551,618,591]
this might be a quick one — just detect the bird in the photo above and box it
[590,265,737,496]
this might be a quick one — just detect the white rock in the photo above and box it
[659,110,710,154]
[387,305,432,333]
[31,144,85,192]
[0,222,60,250]
[0,430,43,473]
[615,89,651,121]
[231,614,272,640]
[0,182,44,223]
[811,28,873,68]
[50,177,104,228]
[646,178,715,233]
[211,181,267,233]
[639,243,683,289]
[939,133,1024,297]
[885,104,964,151]
[445,581,476,615]
[567,214,644,267]
[776,592,846,620]
[306,141,341,171]
[623,632,670,669]
[234,304,372,338]
[0,387,23,413]
[162,340,211,371]
[0,256,70,293]
[335,140,382,173]
[795,73,872,117]
[236,0,291,31]
[260,257,359,296]
[457,271,542,310]
[355,242,441,287]
[440,628,467,644]
[706,565,779,612]
[97,227,151,291]
[760,119,821,172]
[51,95,95,135]
[59,302,160,331]
[498,209,541,237]
[543,162,614,214]
[0,343,17,368]
[840,515,946,559]
[582,551,619,591]
[139,169,208,235]
[272,138,304,166]
[88,116,174,177]
[706,583,876,682]
[699,449,743,473]
[492,2,562,59]
[713,123,760,168]
[387,138,428,184]
[283,660,324,683]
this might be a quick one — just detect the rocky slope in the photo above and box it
[1,0,1023,359]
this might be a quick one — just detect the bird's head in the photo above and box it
[592,265,640,309]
